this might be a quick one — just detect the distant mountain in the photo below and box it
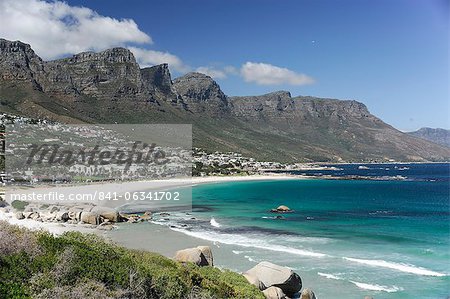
[1,38,449,162]
[408,128,450,148]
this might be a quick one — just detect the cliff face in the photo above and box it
[0,39,46,89]
[42,48,143,100]
[173,72,229,115]
[230,92,376,122]
[1,38,449,162]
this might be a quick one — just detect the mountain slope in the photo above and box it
[407,128,450,148]
[1,38,449,162]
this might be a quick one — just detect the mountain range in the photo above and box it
[407,128,450,148]
[1,38,449,162]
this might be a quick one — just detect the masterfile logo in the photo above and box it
[6,124,192,182]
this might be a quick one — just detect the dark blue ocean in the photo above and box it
[154,163,450,298]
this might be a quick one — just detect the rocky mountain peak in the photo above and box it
[141,63,172,94]
[0,39,45,83]
[172,72,228,115]
[0,39,33,55]
[173,72,227,102]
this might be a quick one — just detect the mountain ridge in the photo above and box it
[407,127,450,148]
[1,38,449,162]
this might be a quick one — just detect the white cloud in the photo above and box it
[128,47,190,73]
[195,67,227,79]
[195,66,239,79]
[224,66,239,75]
[0,0,151,60]
[240,62,315,85]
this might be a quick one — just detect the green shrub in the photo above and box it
[0,222,264,299]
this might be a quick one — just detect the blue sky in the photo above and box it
[1,0,448,131]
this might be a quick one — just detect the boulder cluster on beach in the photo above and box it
[12,202,155,230]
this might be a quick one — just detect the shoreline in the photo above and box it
[1,172,448,298]
[0,174,301,234]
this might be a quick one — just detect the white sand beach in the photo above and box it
[0,174,301,234]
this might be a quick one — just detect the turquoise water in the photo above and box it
[152,164,450,298]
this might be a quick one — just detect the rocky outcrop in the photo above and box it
[172,72,229,115]
[244,261,302,297]
[229,91,294,118]
[90,206,120,222]
[197,245,214,266]
[174,246,214,266]
[300,288,317,299]
[262,286,287,299]
[80,211,101,225]
[243,273,266,290]
[230,91,376,123]
[0,39,46,89]
[43,48,143,100]
[141,63,173,94]
[11,202,126,229]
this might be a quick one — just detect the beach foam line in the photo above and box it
[349,281,403,293]
[343,257,447,277]
[167,226,328,258]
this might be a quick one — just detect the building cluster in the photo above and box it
[192,148,288,176]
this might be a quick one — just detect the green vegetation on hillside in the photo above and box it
[0,222,263,299]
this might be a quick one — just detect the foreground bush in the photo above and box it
[0,221,263,299]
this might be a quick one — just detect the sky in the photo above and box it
[0,0,448,131]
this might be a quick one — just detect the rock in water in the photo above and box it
[277,205,291,212]
[244,261,302,297]
[15,212,24,220]
[300,288,317,299]
[262,286,287,299]
[270,205,292,213]
[174,246,213,267]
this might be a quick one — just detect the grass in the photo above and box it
[0,221,264,299]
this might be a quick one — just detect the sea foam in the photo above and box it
[349,281,403,293]
[210,218,221,228]
[317,272,341,280]
[343,257,446,277]
[168,226,327,258]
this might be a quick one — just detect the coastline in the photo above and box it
[0,174,302,234]
[1,168,449,298]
